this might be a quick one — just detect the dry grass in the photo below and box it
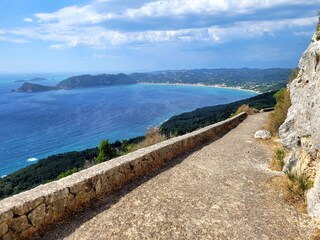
[264,68,296,136]
[135,127,167,149]
[232,104,258,117]
[269,169,313,215]
[263,135,311,213]
[271,147,285,171]
[259,137,285,171]
[285,170,313,202]
[269,175,307,214]
[264,88,291,137]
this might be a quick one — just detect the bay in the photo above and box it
[0,74,256,176]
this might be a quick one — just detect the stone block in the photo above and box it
[9,215,31,232]
[45,198,68,223]
[0,222,8,237]
[13,196,44,216]
[20,226,38,239]
[45,187,70,204]
[28,203,46,227]
[69,180,87,195]
[0,209,13,223]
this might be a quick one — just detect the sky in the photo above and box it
[0,0,319,74]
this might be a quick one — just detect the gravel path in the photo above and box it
[38,113,316,239]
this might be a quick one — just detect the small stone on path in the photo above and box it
[254,130,271,139]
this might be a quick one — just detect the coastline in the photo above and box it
[137,82,261,94]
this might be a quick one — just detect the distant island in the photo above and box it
[16,83,60,92]
[14,77,48,83]
[16,68,292,93]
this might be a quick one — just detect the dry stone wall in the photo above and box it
[0,113,246,239]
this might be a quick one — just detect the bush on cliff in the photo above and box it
[265,87,291,136]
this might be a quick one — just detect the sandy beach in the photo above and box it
[137,82,261,94]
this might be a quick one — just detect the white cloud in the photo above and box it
[6,16,316,49]
[35,5,114,26]
[124,0,320,18]
[0,35,28,43]
[31,0,320,27]
[23,18,33,23]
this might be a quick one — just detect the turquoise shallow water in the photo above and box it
[0,75,256,176]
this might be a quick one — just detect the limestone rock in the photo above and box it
[254,130,271,139]
[280,30,320,219]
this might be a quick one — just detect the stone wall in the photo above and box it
[0,113,247,239]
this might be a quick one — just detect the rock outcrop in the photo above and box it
[280,26,320,219]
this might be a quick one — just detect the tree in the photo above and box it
[96,139,115,163]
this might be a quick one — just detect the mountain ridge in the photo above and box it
[16,68,292,93]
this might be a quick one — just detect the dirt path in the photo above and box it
[38,113,316,239]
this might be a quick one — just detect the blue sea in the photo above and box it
[0,74,257,176]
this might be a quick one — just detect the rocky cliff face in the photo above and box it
[280,27,320,219]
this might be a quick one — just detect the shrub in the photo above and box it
[231,104,258,117]
[285,170,313,202]
[136,127,167,149]
[57,167,78,180]
[271,148,285,171]
[96,139,116,163]
[265,87,291,136]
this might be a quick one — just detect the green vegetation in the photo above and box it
[57,167,78,180]
[285,170,313,202]
[271,148,285,171]
[161,91,276,136]
[133,68,291,92]
[16,83,60,92]
[96,140,116,163]
[57,73,135,89]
